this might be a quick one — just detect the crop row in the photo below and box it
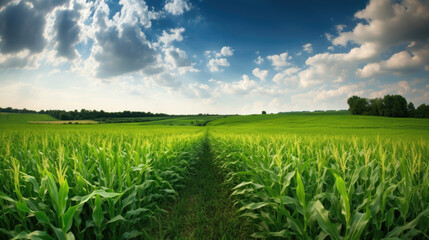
[0,128,204,239]
[209,129,429,239]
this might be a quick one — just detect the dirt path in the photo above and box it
[154,135,251,239]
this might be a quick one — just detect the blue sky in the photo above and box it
[0,0,428,114]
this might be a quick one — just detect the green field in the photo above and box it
[0,112,428,239]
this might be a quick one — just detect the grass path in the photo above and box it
[154,135,251,239]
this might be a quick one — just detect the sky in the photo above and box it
[0,0,428,114]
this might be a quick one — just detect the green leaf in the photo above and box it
[33,211,51,225]
[385,208,429,238]
[46,173,59,213]
[107,215,126,224]
[238,202,268,211]
[92,195,104,228]
[15,200,30,213]
[58,180,69,215]
[334,173,350,225]
[0,191,16,202]
[348,210,371,240]
[63,205,79,232]
[314,200,341,240]
[12,230,55,240]
[296,171,306,209]
[50,225,67,240]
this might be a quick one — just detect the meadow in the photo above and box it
[0,112,428,239]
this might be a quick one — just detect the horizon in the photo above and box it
[0,0,428,114]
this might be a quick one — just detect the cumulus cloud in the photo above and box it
[0,1,47,54]
[303,43,313,53]
[214,74,258,95]
[182,82,211,98]
[252,68,268,81]
[255,56,264,65]
[165,0,191,16]
[267,52,291,70]
[157,27,185,46]
[219,46,233,57]
[332,0,429,49]
[272,67,300,86]
[357,43,429,77]
[54,9,80,59]
[206,46,234,72]
[369,80,411,98]
[208,58,229,72]
[83,0,162,78]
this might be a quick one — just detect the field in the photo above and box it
[0,112,428,239]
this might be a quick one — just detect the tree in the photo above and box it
[408,102,416,117]
[383,95,408,117]
[347,96,368,115]
[262,111,267,114]
[416,104,429,118]
[368,98,384,116]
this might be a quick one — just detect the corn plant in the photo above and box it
[209,128,429,239]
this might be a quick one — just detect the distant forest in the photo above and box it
[347,95,429,118]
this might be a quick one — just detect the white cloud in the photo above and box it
[157,27,185,46]
[214,74,258,95]
[207,58,229,72]
[332,0,429,48]
[252,67,268,81]
[369,80,411,98]
[267,52,291,70]
[255,56,264,65]
[272,67,300,86]
[165,0,191,16]
[357,44,429,77]
[220,46,233,57]
[206,46,234,72]
[303,43,313,53]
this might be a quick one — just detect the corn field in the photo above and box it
[210,128,429,239]
[1,124,428,239]
[0,127,204,239]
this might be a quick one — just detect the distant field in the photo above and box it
[0,112,56,123]
[208,112,429,137]
[140,115,227,126]
[29,120,99,124]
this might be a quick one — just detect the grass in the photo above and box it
[154,134,252,239]
[29,120,99,124]
[0,111,428,239]
[0,112,56,124]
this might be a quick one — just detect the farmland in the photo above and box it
[0,112,428,239]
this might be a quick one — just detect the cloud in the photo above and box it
[220,46,233,57]
[0,1,47,54]
[267,52,291,70]
[255,56,264,64]
[207,58,229,72]
[369,80,411,98]
[252,68,268,81]
[165,0,191,16]
[272,67,300,86]
[157,27,185,46]
[182,82,211,98]
[164,47,189,68]
[332,0,429,48]
[303,43,313,53]
[84,0,161,78]
[54,9,81,59]
[215,74,258,95]
[206,46,234,72]
[357,43,429,77]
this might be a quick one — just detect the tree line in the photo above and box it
[347,95,429,118]
[0,107,168,120]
